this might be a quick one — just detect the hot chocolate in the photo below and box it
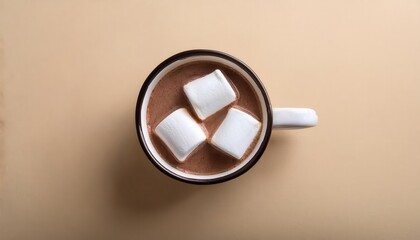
[147,61,263,175]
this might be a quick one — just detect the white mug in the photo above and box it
[136,50,317,184]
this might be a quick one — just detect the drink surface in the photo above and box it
[147,61,262,175]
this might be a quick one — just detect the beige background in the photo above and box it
[1,0,420,239]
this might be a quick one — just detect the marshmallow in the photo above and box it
[210,108,261,159]
[183,69,237,120]
[155,108,206,162]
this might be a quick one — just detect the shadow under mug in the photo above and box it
[135,49,317,184]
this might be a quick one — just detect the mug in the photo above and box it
[135,49,317,184]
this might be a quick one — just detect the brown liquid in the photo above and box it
[147,61,262,175]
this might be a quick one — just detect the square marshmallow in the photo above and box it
[183,69,237,120]
[155,108,206,162]
[210,108,261,159]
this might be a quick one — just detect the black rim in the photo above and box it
[135,49,273,184]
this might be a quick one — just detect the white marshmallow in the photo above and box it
[155,108,206,162]
[210,108,261,159]
[183,69,237,120]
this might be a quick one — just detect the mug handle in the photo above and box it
[272,108,318,129]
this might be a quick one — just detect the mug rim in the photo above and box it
[135,49,273,184]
